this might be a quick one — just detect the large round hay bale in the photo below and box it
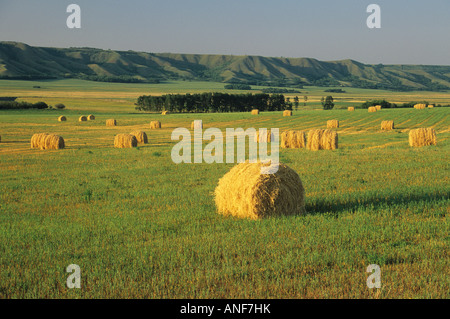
[307,129,338,150]
[409,128,436,147]
[79,116,87,122]
[254,130,273,143]
[130,131,148,144]
[251,109,259,115]
[214,162,305,220]
[31,133,49,149]
[368,107,377,113]
[106,119,117,126]
[58,116,67,122]
[283,110,292,117]
[414,104,426,110]
[162,111,169,115]
[375,105,382,110]
[381,120,394,130]
[327,119,339,129]
[87,114,95,120]
[191,120,203,130]
[31,133,64,150]
[348,107,355,111]
[281,130,306,149]
[114,134,138,148]
[150,121,161,129]
[428,104,434,108]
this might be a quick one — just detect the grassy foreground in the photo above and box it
[0,81,449,298]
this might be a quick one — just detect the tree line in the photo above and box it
[135,93,288,113]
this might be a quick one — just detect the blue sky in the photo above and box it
[0,0,449,65]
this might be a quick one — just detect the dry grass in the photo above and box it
[348,107,355,111]
[281,130,306,148]
[283,110,292,117]
[87,114,95,120]
[414,104,427,110]
[251,109,259,115]
[31,133,65,150]
[191,120,203,130]
[381,120,395,130]
[79,116,87,122]
[307,129,338,150]
[214,162,305,220]
[130,131,148,144]
[58,116,66,122]
[114,134,138,148]
[106,119,117,126]
[150,121,161,129]
[368,107,377,113]
[327,119,339,129]
[409,128,437,147]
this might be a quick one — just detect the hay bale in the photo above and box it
[251,109,259,115]
[409,128,437,147]
[150,121,161,129]
[348,107,355,111]
[283,110,292,117]
[214,162,305,220]
[58,116,67,122]
[254,130,273,143]
[375,105,382,110]
[281,130,306,149]
[130,131,148,144]
[428,104,434,108]
[191,120,203,130]
[414,104,426,110]
[368,107,377,113]
[114,134,138,148]
[307,129,338,151]
[106,119,117,126]
[327,119,339,129]
[381,120,394,130]
[87,114,95,120]
[31,133,64,150]
[162,111,169,115]
[79,116,87,122]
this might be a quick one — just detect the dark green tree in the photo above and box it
[322,96,334,110]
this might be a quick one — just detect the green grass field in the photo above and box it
[0,79,449,298]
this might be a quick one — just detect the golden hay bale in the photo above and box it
[58,116,67,122]
[150,121,161,129]
[251,109,259,115]
[348,107,355,111]
[130,131,148,144]
[375,105,382,110]
[31,133,64,150]
[381,120,395,130]
[254,130,273,143]
[368,107,377,113]
[214,162,305,220]
[281,130,306,149]
[162,111,169,115]
[409,128,437,147]
[114,134,138,148]
[327,119,339,129]
[106,119,117,126]
[414,104,426,110]
[283,110,292,117]
[79,116,87,122]
[307,129,338,151]
[87,114,95,120]
[428,104,434,108]
[191,120,203,130]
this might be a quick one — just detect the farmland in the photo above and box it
[0,79,449,298]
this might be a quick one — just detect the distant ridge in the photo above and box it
[1,41,449,91]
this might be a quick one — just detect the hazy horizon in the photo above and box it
[1,0,449,65]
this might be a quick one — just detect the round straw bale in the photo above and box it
[87,114,95,120]
[150,121,161,129]
[409,128,437,147]
[368,107,377,113]
[114,134,138,148]
[42,134,65,150]
[251,109,259,115]
[414,104,426,109]
[162,111,169,115]
[79,116,87,122]
[283,110,293,117]
[130,131,148,144]
[106,119,117,126]
[381,120,394,130]
[281,130,306,149]
[191,120,203,130]
[348,107,355,111]
[58,116,67,122]
[307,129,338,150]
[327,119,339,129]
[214,162,305,220]
[254,130,273,143]
[428,104,434,108]
[375,105,382,110]
[31,133,49,149]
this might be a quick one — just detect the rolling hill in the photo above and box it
[1,41,449,91]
